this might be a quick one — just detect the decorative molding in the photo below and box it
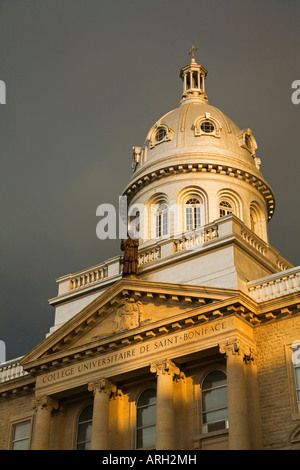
[32,395,59,412]
[88,378,116,396]
[150,359,180,378]
[193,113,222,138]
[219,338,254,362]
[113,297,151,333]
[124,162,275,220]
[148,123,174,149]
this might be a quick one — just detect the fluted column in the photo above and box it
[31,396,59,450]
[150,359,180,450]
[88,378,116,450]
[220,340,251,450]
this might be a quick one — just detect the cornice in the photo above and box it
[17,289,300,380]
[20,279,238,369]
[123,161,275,220]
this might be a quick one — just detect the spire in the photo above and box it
[180,46,208,105]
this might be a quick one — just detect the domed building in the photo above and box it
[0,51,300,452]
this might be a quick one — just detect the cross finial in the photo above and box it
[188,45,198,61]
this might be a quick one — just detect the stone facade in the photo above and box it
[1,279,300,450]
[0,52,299,451]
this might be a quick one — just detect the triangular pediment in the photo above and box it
[20,278,240,371]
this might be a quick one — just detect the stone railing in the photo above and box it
[52,256,123,298]
[70,264,108,291]
[138,245,161,266]
[173,224,219,253]
[247,267,300,302]
[51,216,293,302]
[0,357,28,383]
[240,229,267,256]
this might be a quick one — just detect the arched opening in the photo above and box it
[136,388,156,449]
[219,200,233,218]
[76,404,93,450]
[202,370,228,433]
[185,198,201,231]
[250,201,268,241]
[156,203,169,238]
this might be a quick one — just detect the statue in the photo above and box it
[120,232,139,277]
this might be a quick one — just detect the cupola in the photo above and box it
[180,46,208,105]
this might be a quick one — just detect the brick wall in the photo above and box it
[0,390,35,450]
[254,315,300,449]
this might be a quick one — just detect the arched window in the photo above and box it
[185,198,201,231]
[76,405,93,450]
[219,200,233,218]
[136,388,156,449]
[156,203,168,238]
[202,370,228,433]
[249,201,267,241]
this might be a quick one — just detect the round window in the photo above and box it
[155,127,167,142]
[200,121,215,133]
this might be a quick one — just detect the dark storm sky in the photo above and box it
[0,0,299,361]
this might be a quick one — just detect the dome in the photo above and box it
[131,101,261,180]
[123,50,275,243]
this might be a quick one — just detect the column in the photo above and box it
[183,73,187,93]
[220,340,251,450]
[88,378,116,450]
[244,351,263,449]
[150,359,180,450]
[31,396,59,450]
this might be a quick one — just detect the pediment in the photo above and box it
[20,278,239,371]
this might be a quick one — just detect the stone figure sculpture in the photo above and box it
[120,232,139,277]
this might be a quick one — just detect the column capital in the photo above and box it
[150,359,180,378]
[32,395,60,412]
[219,339,256,364]
[88,378,117,396]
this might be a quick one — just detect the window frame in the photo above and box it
[201,369,228,434]
[284,343,300,421]
[292,344,300,413]
[200,120,215,133]
[193,114,222,138]
[76,404,93,450]
[155,203,169,238]
[135,387,157,450]
[11,419,32,450]
[219,200,233,218]
[185,198,202,231]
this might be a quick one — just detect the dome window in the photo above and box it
[200,121,215,133]
[148,124,173,148]
[193,114,222,138]
[237,129,258,158]
[245,134,252,150]
[155,127,167,142]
